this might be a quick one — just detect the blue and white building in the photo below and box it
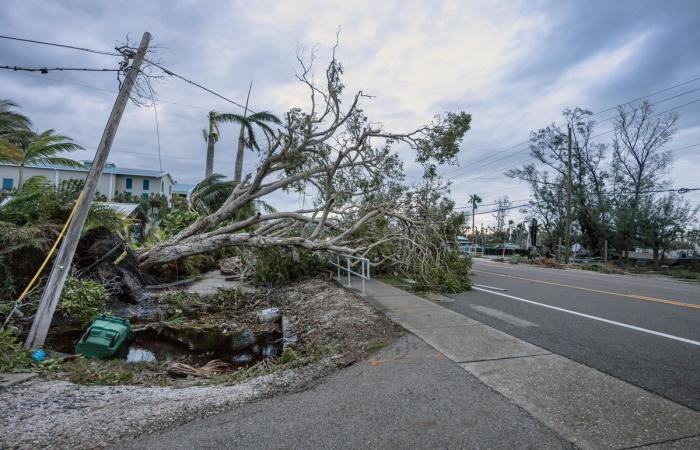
[0,160,178,201]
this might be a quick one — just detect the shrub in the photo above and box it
[58,277,108,324]
[411,253,471,293]
[0,326,32,372]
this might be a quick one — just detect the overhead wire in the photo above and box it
[443,75,700,181]
[0,65,120,73]
[0,34,121,56]
[449,94,700,188]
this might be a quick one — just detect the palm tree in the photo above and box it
[0,129,83,191]
[0,99,32,154]
[468,194,482,240]
[232,110,281,183]
[204,111,222,178]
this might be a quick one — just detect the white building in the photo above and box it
[0,160,177,201]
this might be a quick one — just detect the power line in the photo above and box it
[472,201,542,216]
[1,69,212,111]
[0,65,120,73]
[143,58,250,111]
[453,198,532,210]
[0,34,121,56]
[450,93,700,186]
[144,76,164,183]
[443,75,700,180]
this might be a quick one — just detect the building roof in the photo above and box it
[172,183,195,194]
[0,161,169,178]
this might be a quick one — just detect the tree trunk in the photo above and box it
[652,247,660,270]
[205,134,215,177]
[233,127,245,184]
[17,164,25,192]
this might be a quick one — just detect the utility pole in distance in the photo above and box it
[25,32,151,349]
[564,124,573,264]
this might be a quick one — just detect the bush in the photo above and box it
[411,253,471,293]
[0,326,32,372]
[58,277,108,324]
[509,255,523,264]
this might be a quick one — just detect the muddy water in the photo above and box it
[49,325,283,367]
[120,326,283,366]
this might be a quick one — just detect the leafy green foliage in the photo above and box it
[0,326,32,372]
[57,277,108,325]
[0,221,57,300]
[253,248,325,286]
[161,208,199,237]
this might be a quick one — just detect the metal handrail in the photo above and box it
[328,252,371,296]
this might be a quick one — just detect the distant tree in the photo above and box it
[468,194,482,238]
[507,108,611,254]
[201,107,281,182]
[493,196,512,238]
[611,100,678,258]
[636,194,697,269]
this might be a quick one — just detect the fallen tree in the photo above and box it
[138,51,472,275]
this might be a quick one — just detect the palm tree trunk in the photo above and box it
[205,134,215,178]
[233,129,245,184]
[17,164,24,192]
[233,81,253,185]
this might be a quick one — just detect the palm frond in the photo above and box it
[249,111,282,125]
[40,157,85,168]
[0,139,24,162]
[214,113,246,125]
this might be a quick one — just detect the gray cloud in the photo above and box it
[1,0,698,224]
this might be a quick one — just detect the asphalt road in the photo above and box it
[117,334,571,450]
[446,258,700,410]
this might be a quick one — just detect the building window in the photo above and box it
[169,185,172,195]
[143,179,150,191]
[125,178,133,189]
[142,193,149,200]
[2,178,13,190]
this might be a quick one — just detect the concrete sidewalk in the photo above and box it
[363,278,700,450]
[119,334,570,450]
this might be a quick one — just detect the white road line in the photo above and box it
[472,287,700,347]
[469,304,539,327]
[473,283,508,291]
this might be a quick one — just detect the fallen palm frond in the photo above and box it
[167,359,233,377]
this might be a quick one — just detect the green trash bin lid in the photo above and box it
[75,314,131,359]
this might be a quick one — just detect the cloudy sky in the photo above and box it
[1,0,699,226]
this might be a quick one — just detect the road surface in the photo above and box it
[447,258,700,410]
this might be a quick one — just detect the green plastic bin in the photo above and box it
[75,315,131,359]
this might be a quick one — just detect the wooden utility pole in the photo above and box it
[564,124,573,264]
[25,32,151,349]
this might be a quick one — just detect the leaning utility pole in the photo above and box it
[25,32,151,349]
[564,124,573,264]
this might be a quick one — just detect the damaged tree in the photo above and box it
[139,51,471,272]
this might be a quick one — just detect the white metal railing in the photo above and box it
[328,252,371,296]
